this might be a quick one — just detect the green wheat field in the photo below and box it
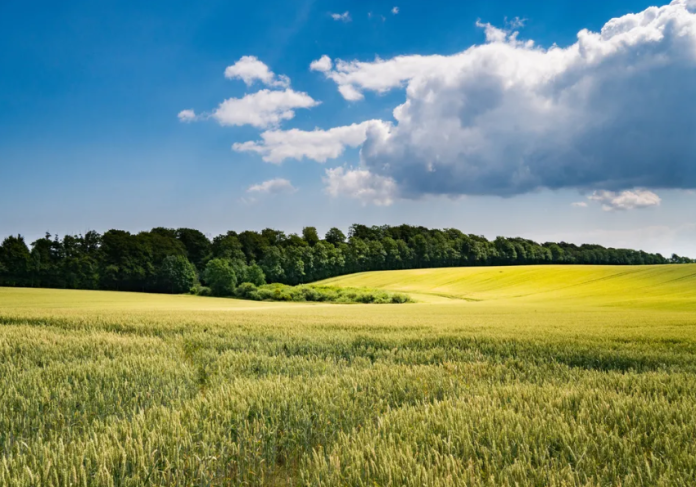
[2,264,696,486]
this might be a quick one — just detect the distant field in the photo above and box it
[320,264,696,309]
[1,265,696,486]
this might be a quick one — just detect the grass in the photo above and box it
[320,264,696,310]
[0,264,695,486]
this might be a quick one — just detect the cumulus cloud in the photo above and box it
[310,55,333,73]
[302,0,696,200]
[233,120,390,164]
[212,89,318,129]
[588,189,662,211]
[392,7,399,15]
[331,11,351,22]
[247,178,297,194]
[324,167,397,206]
[177,109,197,122]
[224,56,290,88]
[310,24,528,100]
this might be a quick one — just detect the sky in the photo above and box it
[1,0,695,257]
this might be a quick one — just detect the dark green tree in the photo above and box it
[302,226,320,247]
[204,258,238,296]
[158,255,197,293]
[0,235,32,286]
[325,227,346,245]
[176,228,212,271]
[242,263,266,287]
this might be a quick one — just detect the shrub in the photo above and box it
[196,286,212,297]
[235,282,259,300]
[226,283,412,304]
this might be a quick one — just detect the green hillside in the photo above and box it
[319,264,696,309]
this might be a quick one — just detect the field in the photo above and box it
[1,264,696,486]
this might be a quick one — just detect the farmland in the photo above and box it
[1,264,696,486]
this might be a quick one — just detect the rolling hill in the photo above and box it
[319,264,696,310]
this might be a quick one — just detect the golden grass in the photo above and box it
[1,265,695,486]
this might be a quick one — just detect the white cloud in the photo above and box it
[177,109,197,122]
[506,16,526,29]
[571,201,588,208]
[212,89,319,129]
[304,0,696,199]
[247,178,297,194]
[588,189,662,211]
[233,120,390,164]
[331,11,351,22]
[392,6,399,15]
[323,167,397,206]
[310,23,529,100]
[224,56,290,88]
[310,55,333,73]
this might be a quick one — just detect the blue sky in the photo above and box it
[1,0,695,256]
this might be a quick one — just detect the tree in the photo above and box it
[325,227,346,246]
[158,255,197,293]
[237,230,267,261]
[283,246,306,284]
[204,259,238,296]
[146,229,187,268]
[99,230,154,291]
[547,243,565,263]
[30,233,62,288]
[302,226,320,247]
[0,235,31,286]
[176,228,212,271]
[242,264,266,287]
[259,246,285,282]
[212,232,246,261]
[61,234,100,290]
[0,223,676,293]
[261,228,286,246]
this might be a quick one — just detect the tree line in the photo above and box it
[0,224,692,294]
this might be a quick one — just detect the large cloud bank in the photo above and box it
[241,0,696,203]
[361,0,696,198]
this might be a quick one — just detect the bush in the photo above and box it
[194,286,212,297]
[235,282,259,300]
[222,283,412,304]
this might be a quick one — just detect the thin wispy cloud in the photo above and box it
[505,16,526,28]
[330,11,351,22]
[247,178,297,194]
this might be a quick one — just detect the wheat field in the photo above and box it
[1,265,696,486]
